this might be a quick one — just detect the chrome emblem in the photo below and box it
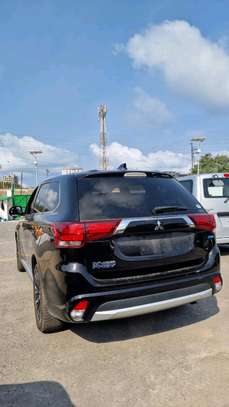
[154,220,164,231]
[92,260,116,270]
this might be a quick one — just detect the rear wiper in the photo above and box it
[152,206,188,214]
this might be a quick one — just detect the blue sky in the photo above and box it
[1,0,229,183]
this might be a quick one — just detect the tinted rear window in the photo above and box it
[78,176,203,220]
[203,178,229,198]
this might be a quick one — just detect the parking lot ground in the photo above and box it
[0,221,229,407]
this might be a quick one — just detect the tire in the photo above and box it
[33,263,65,333]
[15,236,25,272]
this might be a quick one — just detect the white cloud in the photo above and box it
[112,43,126,55]
[0,133,78,172]
[125,20,229,111]
[90,142,190,173]
[217,35,229,52]
[132,87,173,126]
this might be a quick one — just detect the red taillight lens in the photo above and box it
[212,275,222,293]
[73,300,89,311]
[224,173,229,178]
[70,300,89,321]
[85,220,120,241]
[51,220,120,248]
[51,223,85,248]
[188,214,216,232]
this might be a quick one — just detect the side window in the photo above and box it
[179,180,193,194]
[203,178,229,198]
[25,188,38,214]
[33,182,59,213]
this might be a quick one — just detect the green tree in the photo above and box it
[192,153,229,174]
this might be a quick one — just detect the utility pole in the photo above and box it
[98,104,109,170]
[191,137,206,175]
[0,164,2,189]
[20,170,23,194]
[190,142,194,172]
[29,150,43,186]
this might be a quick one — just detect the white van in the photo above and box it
[178,173,229,245]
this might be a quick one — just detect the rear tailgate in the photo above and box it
[84,215,215,281]
[78,173,214,282]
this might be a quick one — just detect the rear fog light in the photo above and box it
[70,300,89,321]
[212,275,223,293]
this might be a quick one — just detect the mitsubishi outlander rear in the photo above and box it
[11,169,222,333]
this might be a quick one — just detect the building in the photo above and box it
[0,174,19,187]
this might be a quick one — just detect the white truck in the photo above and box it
[178,173,229,245]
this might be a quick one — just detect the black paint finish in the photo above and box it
[14,171,221,324]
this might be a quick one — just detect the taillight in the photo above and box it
[86,220,120,241]
[51,220,120,248]
[188,214,216,232]
[224,173,229,178]
[51,223,85,248]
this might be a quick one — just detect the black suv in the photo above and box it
[10,169,222,333]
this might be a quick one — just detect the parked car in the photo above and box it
[10,169,222,333]
[178,173,229,245]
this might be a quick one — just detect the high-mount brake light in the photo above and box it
[51,220,120,248]
[188,214,216,232]
[124,172,147,177]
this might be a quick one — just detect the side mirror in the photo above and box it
[9,206,24,217]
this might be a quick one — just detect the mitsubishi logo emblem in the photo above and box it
[154,220,164,231]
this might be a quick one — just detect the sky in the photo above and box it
[1,0,229,185]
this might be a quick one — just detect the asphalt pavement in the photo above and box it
[0,221,229,407]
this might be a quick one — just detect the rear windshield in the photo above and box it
[78,176,203,220]
[203,178,229,198]
[179,179,193,194]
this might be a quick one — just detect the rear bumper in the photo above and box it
[64,270,222,323]
[91,287,212,321]
[45,246,221,323]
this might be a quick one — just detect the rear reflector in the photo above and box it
[188,214,216,232]
[51,220,120,248]
[70,300,89,321]
[212,275,222,293]
[73,300,89,311]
